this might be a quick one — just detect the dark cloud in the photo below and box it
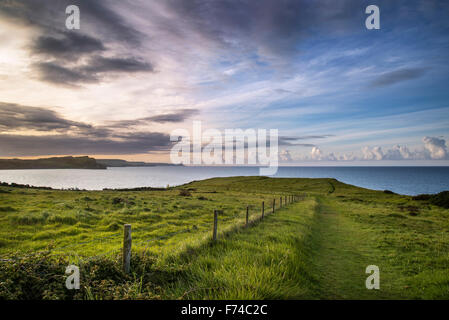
[0,103,197,133]
[82,56,154,74]
[107,109,200,128]
[1,0,152,86]
[33,32,106,59]
[0,0,142,45]
[144,109,199,123]
[34,56,154,86]
[0,102,192,156]
[0,102,91,132]
[163,0,362,59]
[370,68,428,87]
[279,135,334,146]
[35,62,98,86]
[0,133,172,157]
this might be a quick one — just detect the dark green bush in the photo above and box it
[0,252,164,300]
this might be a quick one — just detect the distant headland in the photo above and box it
[0,156,180,170]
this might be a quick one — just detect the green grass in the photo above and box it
[0,176,448,299]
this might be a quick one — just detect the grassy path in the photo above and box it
[311,198,373,299]
[309,196,392,299]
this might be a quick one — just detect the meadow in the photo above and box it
[0,176,448,299]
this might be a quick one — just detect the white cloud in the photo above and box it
[302,136,448,162]
[279,149,293,162]
[310,146,323,160]
[362,146,384,160]
[423,136,448,159]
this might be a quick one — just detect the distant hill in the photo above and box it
[0,156,106,170]
[96,159,181,167]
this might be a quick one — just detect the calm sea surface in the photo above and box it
[0,166,448,195]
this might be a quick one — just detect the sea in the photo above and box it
[0,166,448,195]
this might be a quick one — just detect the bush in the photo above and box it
[413,191,449,209]
[178,189,191,197]
[429,191,449,209]
[0,252,164,300]
[0,206,16,212]
[412,194,432,201]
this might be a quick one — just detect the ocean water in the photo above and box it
[0,166,448,195]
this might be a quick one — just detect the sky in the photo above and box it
[0,0,448,165]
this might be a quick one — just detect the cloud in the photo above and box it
[34,56,154,86]
[35,62,98,86]
[1,102,197,132]
[32,32,106,59]
[362,146,384,160]
[0,0,142,45]
[144,109,199,123]
[310,146,324,160]
[0,102,91,132]
[304,137,448,162]
[383,145,414,160]
[107,109,200,128]
[0,103,198,156]
[423,136,448,159]
[1,0,153,86]
[279,150,292,162]
[159,0,361,64]
[279,135,334,147]
[81,56,154,74]
[370,68,428,88]
[0,133,172,157]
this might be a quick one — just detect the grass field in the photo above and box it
[0,176,448,299]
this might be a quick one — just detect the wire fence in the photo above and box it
[0,194,306,269]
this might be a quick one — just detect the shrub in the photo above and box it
[429,191,449,209]
[0,206,16,212]
[0,252,163,300]
[412,194,432,201]
[413,191,449,209]
[178,189,191,197]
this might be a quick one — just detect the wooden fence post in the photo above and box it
[123,224,132,274]
[285,196,287,206]
[246,206,249,227]
[272,199,275,214]
[213,210,218,241]
[280,196,282,208]
[261,201,265,219]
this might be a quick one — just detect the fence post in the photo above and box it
[123,224,132,274]
[272,199,275,214]
[285,196,287,206]
[261,201,265,219]
[280,196,282,208]
[246,206,249,227]
[213,210,218,241]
